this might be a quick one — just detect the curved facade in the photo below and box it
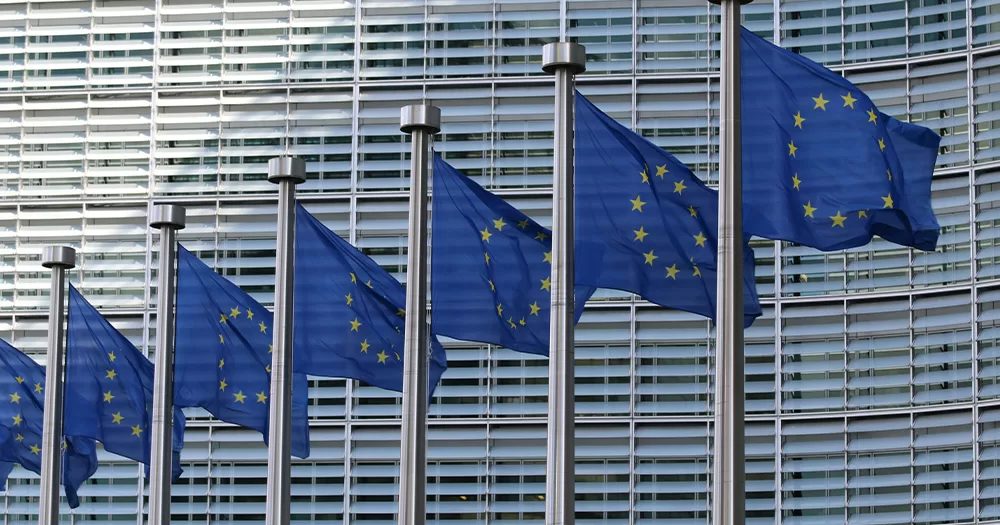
[0,0,994,523]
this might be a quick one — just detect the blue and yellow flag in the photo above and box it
[575,92,762,327]
[0,339,97,507]
[174,246,310,459]
[431,155,596,356]
[294,204,448,395]
[65,286,185,481]
[741,27,941,252]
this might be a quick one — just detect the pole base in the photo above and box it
[42,246,76,269]
[150,204,187,230]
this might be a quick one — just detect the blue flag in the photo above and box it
[174,246,310,459]
[65,286,185,481]
[741,27,941,252]
[431,155,597,356]
[575,92,762,327]
[0,339,98,507]
[295,204,448,395]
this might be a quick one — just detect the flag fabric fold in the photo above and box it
[575,91,762,327]
[0,339,98,507]
[174,246,310,459]
[294,204,448,396]
[740,26,941,252]
[431,154,596,356]
[65,285,185,481]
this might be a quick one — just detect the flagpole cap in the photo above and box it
[42,246,76,269]
[150,204,187,231]
[542,42,586,74]
[400,104,441,134]
[267,157,306,185]
[706,0,754,4]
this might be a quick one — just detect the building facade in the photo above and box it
[0,0,993,523]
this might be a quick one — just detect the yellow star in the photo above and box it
[484,252,490,264]
[377,350,389,364]
[803,201,817,218]
[219,334,224,344]
[673,180,687,195]
[633,226,648,242]
[105,369,117,380]
[693,232,707,247]
[788,141,798,157]
[480,227,492,243]
[878,138,886,151]
[108,352,116,362]
[8,392,19,404]
[882,194,894,209]
[34,383,41,394]
[259,321,267,333]
[643,250,658,266]
[229,306,241,319]
[529,302,541,316]
[793,111,806,129]
[858,210,868,218]
[112,412,124,424]
[11,414,21,426]
[867,109,877,124]
[218,359,224,369]
[14,433,22,442]
[246,309,254,320]
[519,318,526,326]
[30,444,40,454]
[540,277,551,292]
[792,173,802,190]
[493,217,506,231]
[830,211,847,228]
[219,379,227,391]
[693,264,702,277]
[360,339,370,353]
[489,280,495,291]
[655,165,668,178]
[345,293,353,306]
[395,352,401,361]
[14,376,22,384]
[517,219,530,229]
[396,308,405,318]
[813,93,828,110]
[103,391,114,403]
[886,168,892,181]
[496,304,503,317]
[640,169,649,184]
[688,205,697,218]
[350,272,357,283]
[350,318,361,331]
[265,365,271,373]
[219,313,228,324]
[233,391,246,403]
[507,317,516,329]
[256,392,267,403]
[131,425,143,437]
[543,251,552,263]
[630,195,646,212]
[268,344,273,354]
[665,264,679,280]
[842,92,857,109]
[365,279,373,289]
[535,231,549,241]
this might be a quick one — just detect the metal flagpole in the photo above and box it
[148,204,186,525]
[38,245,76,525]
[397,103,440,525]
[265,157,306,525]
[709,1,751,524]
[541,42,585,525]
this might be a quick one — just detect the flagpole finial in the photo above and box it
[150,204,187,231]
[400,104,441,134]
[542,42,586,74]
[707,0,753,4]
[42,246,76,269]
[267,157,306,185]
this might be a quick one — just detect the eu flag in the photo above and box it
[65,286,185,481]
[431,155,597,356]
[0,339,98,507]
[575,92,762,327]
[174,246,310,458]
[741,27,941,252]
[295,204,448,395]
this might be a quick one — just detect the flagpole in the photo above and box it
[148,204,186,525]
[541,42,585,525]
[38,245,76,525]
[397,103,440,525]
[265,157,305,525]
[709,2,750,525]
